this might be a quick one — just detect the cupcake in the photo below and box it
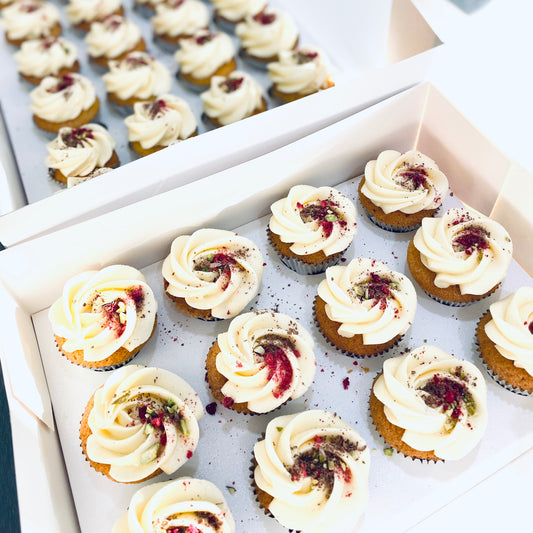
[79,365,203,483]
[174,30,237,90]
[315,257,417,357]
[200,70,266,128]
[205,310,316,414]
[66,0,124,32]
[45,123,119,184]
[268,184,357,275]
[103,51,172,110]
[369,345,488,461]
[85,15,146,69]
[48,264,157,370]
[211,0,266,29]
[113,477,235,532]
[67,166,113,188]
[125,94,197,156]
[476,286,533,394]
[358,150,449,232]
[30,73,99,133]
[235,8,298,66]
[151,0,209,49]
[161,228,264,320]
[2,0,61,47]
[268,45,335,103]
[407,207,513,306]
[253,410,370,532]
[14,36,79,85]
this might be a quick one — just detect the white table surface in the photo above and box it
[407,1,532,531]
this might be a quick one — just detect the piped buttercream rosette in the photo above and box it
[162,228,264,320]
[253,410,370,532]
[81,365,203,483]
[370,345,488,461]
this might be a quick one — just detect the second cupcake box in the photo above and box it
[0,82,532,532]
[0,0,442,245]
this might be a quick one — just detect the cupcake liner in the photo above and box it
[176,71,209,93]
[423,287,495,307]
[212,14,237,34]
[132,2,154,18]
[313,304,402,358]
[475,338,533,396]
[106,99,134,117]
[364,210,421,233]
[238,48,269,70]
[266,228,345,275]
[152,35,180,54]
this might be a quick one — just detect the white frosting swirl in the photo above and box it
[215,310,316,413]
[2,0,60,41]
[212,0,265,22]
[125,94,197,149]
[151,0,209,39]
[14,37,77,78]
[174,30,235,79]
[317,257,416,344]
[86,365,203,483]
[162,228,264,319]
[254,410,370,532]
[413,207,513,295]
[66,0,121,25]
[113,477,235,533]
[48,265,157,362]
[373,345,488,460]
[103,51,171,101]
[85,15,142,60]
[361,150,449,214]
[30,73,96,122]
[485,287,533,375]
[268,46,332,95]
[269,185,357,257]
[45,123,115,178]
[235,9,298,59]
[200,71,264,126]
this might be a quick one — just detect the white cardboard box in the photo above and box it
[1,83,532,532]
[0,0,442,246]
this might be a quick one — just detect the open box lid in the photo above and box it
[0,0,443,247]
[1,82,531,532]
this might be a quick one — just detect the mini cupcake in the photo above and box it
[205,310,316,414]
[14,36,78,85]
[162,228,264,320]
[174,30,237,90]
[125,94,198,156]
[113,477,236,532]
[358,150,449,232]
[200,70,266,128]
[407,207,513,306]
[79,365,203,483]
[235,8,298,66]
[2,0,61,47]
[268,184,357,275]
[476,286,533,395]
[103,51,172,110]
[369,345,488,461]
[85,15,145,69]
[45,123,119,184]
[48,264,157,370]
[30,73,99,133]
[315,257,417,357]
[66,0,124,32]
[268,45,334,103]
[211,0,266,30]
[253,410,370,532]
[151,0,209,49]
